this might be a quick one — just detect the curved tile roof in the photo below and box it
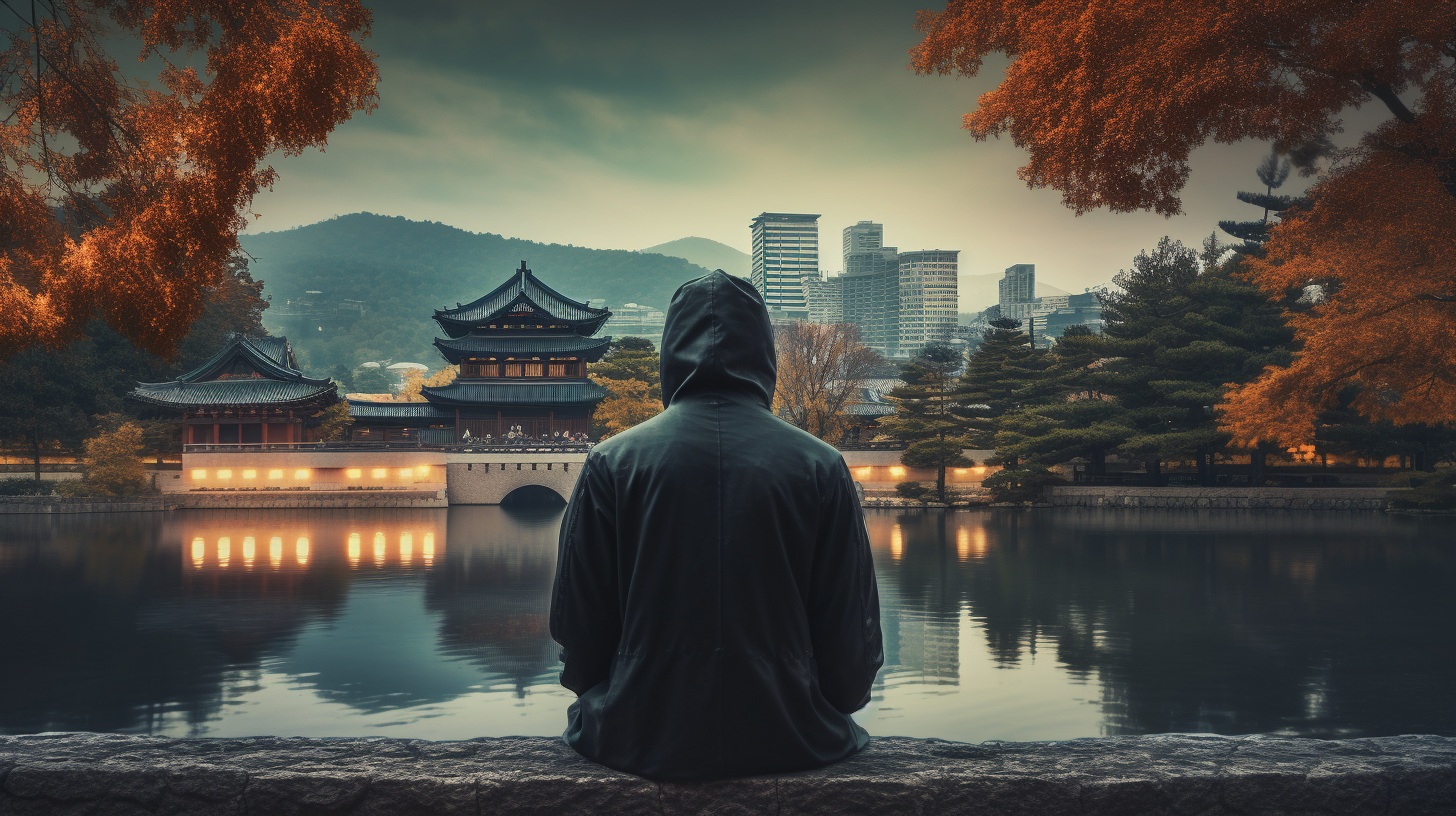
[421,380,608,408]
[130,378,336,409]
[433,334,612,363]
[433,262,610,336]
[348,400,455,420]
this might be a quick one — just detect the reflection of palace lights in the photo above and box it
[423,532,435,565]
[373,531,386,564]
[400,532,413,562]
[957,527,971,561]
[296,537,310,565]
[269,536,283,567]
[348,533,361,566]
[243,536,256,567]
[218,537,231,567]
[191,537,204,568]
[890,525,903,561]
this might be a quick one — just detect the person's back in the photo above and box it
[550,271,883,781]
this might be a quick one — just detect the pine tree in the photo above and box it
[1217,146,1305,255]
[879,342,974,502]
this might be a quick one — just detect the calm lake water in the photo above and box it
[3,506,1454,743]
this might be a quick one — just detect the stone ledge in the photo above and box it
[2,733,1453,815]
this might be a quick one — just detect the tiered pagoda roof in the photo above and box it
[432,333,612,364]
[433,261,610,338]
[420,381,607,407]
[130,335,337,410]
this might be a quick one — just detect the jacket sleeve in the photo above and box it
[807,459,884,714]
[549,454,621,696]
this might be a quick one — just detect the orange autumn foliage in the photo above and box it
[913,0,1456,442]
[1,0,378,359]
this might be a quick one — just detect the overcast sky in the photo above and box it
[245,0,1384,294]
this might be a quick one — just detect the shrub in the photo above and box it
[895,481,930,501]
[1386,469,1456,511]
[80,422,148,496]
[984,466,1068,504]
[0,478,54,496]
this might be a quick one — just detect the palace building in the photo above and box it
[130,335,338,444]
[416,261,612,441]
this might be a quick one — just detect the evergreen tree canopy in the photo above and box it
[879,342,974,501]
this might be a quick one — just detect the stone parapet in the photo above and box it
[1045,486,1391,511]
[1,733,1453,815]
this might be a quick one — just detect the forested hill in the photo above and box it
[239,213,710,373]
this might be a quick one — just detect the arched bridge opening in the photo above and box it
[500,484,567,507]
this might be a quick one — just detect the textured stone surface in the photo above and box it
[1,733,1453,815]
[1045,486,1391,511]
[0,496,171,514]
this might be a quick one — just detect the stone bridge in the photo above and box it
[445,451,587,505]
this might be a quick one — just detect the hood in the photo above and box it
[659,271,776,409]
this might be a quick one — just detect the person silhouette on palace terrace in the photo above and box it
[549,270,883,781]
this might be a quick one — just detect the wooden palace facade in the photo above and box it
[130,335,338,443]
[347,262,611,443]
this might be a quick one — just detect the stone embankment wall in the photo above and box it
[0,496,171,514]
[2,733,1453,815]
[170,489,448,510]
[1046,486,1391,511]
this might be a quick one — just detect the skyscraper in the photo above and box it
[899,250,959,350]
[841,246,901,354]
[800,271,843,325]
[750,213,819,311]
[999,263,1036,321]
[842,221,883,269]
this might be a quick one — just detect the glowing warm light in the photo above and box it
[191,537,204,568]
[242,469,257,480]
[217,469,232,480]
[854,466,872,479]
[371,468,388,479]
[398,468,414,479]
[889,466,906,478]
[191,469,207,480]
[242,536,256,567]
[373,531,386,564]
[400,532,413,562]
[346,468,362,479]
[294,469,310,480]
[348,532,361,566]
[890,525,903,561]
[423,532,435,565]
[957,527,971,561]
[218,537,231,567]
[296,537,310,565]
[954,468,969,477]
[268,469,284,480]
[269,536,283,567]
[415,465,429,477]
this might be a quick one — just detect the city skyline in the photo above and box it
[234,0,1388,296]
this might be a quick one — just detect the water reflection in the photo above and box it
[0,507,1453,742]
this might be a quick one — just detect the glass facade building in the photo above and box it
[999,263,1036,321]
[842,221,883,269]
[750,212,819,310]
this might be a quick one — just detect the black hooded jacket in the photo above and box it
[549,271,884,781]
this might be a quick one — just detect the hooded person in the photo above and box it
[550,270,883,781]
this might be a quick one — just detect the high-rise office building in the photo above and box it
[999,263,1036,321]
[750,213,819,311]
[800,272,844,325]
[841,247,901,354]
[898,250,959,350]
[842,221,883,269]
